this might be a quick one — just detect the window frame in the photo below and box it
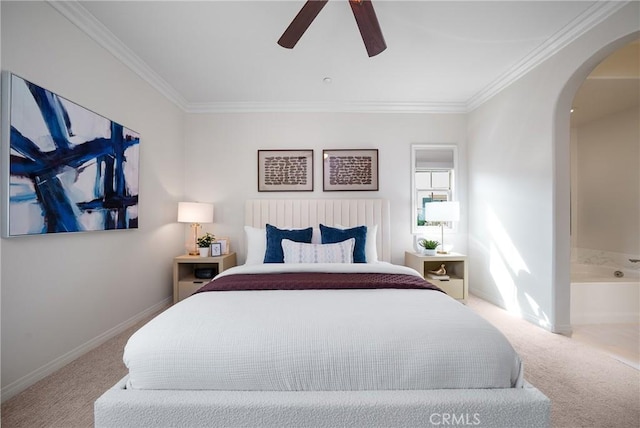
[411,143,458,235]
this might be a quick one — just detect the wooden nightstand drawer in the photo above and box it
[178,280,207,301]
[431,278,464,299]
[173,253,237,304]
[404,251,468,302]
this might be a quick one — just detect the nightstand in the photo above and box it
[404,251,468,302]
[173,253,237,303]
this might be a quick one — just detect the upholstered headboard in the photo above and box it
[245,199,391,262]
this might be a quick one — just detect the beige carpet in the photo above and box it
[572,323,639,370]
[2,296,638,428]
[0,311,160,428]
[467,297,639,428]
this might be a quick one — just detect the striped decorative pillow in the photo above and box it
[282,238,355,264]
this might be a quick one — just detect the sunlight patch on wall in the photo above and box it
[486,207,530,276]
[486,206,532,315]
[490,242,521,314]
[524,292,551,329]
[486,206,552,326]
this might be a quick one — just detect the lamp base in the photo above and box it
[188,223,201,256]
[438,223,449,255]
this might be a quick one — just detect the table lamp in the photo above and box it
[424,201,460,254]
[178,202,214,255]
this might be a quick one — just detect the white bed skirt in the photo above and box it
[95,376,550,428]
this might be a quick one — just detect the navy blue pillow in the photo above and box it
[264,224,313,263]
[320,224,367,263]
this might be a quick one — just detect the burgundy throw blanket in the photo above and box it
[196,272,443,293]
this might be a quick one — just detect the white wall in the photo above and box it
[467,2,639,333]
[1,2,185,400]
[573,107,639,255]
[184,113,468,265]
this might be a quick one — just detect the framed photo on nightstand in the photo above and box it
[215,237,230,254]
[210,242,222,257]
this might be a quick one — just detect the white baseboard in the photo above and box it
[550,323,573,336]
[1,297,171,403]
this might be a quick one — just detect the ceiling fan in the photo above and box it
[277,0,387,57]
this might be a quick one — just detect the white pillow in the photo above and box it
[244,226,266,265]
[244,226,322,264]
[336,224,378,263]
[282,238,355,264]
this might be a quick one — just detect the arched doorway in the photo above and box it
[553,31,640,334]
[569,40,639,367]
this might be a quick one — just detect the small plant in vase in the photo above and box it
[196,232,215,257]
[418,239,439,256]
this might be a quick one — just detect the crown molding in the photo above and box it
[49,0,629,115]
[47,0,190,111]
[466,1,630,112]
[185,101,468,114]
[45,0,465,114]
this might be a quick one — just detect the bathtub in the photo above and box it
[571,263,640,325]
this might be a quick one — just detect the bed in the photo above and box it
[95,199,550,427]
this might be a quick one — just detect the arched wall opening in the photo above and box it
[553,31,640,333]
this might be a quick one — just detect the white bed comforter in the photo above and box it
[124,263,523,391]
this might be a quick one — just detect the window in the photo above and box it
[415,170,453,226]
[411,144,457,234]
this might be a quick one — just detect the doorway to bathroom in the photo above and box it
[569,39,639,369]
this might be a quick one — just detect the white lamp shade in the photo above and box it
[424,201,460,222]
[177,202,214,224]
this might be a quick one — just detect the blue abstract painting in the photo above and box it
[3,73,140,236]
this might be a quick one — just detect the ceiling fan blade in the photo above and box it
[278,0,329,49]
[349,0,387,57]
